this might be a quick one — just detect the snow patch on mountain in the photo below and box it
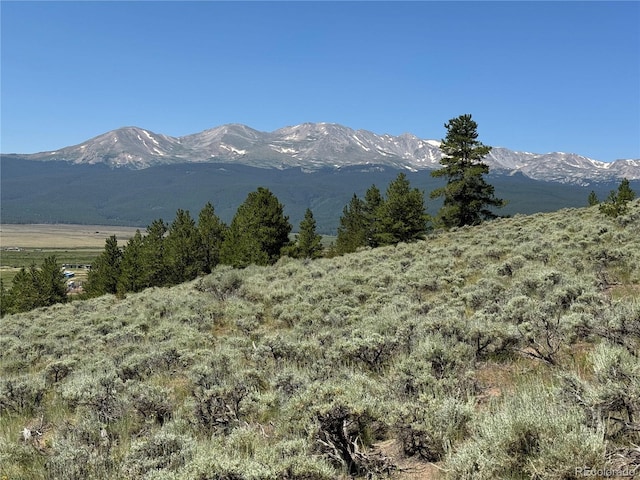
[6,123,639,184]
[220,144,247,155]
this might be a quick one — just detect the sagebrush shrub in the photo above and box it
[61,369,126,425]
[123,430,192,478]
[446,385,606,480]
[394,395,473,461]
[0,375,45,415]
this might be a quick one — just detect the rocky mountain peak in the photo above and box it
[5,123,639,184]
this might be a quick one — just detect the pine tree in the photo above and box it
[587,191,599,206]
[617,178,636,204]
[37,255,67,307]
[0,279,11,317]
[86,235,122,296]
[198,202,226,274]
[375,173,428,245]
[599,178,636,217]
[3,256,67,313]
[294,208,323,259]
[6,266,40,313]
[117,230,145,293]
[220,187,292,267]
[430,114,505,228]
[140,219,168,288]
[165,209,202,284]
[363,185,384,248]
[335,194,368,254]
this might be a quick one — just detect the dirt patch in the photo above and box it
[371,439,446,480]
[606,283,640,300]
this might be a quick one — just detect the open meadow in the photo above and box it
[1,202,639,479]
[0,224,141,284]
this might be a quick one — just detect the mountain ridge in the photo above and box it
[3,122,639,185]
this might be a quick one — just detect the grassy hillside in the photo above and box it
[1,202,639,479]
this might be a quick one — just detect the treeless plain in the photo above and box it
[0,224,140,249]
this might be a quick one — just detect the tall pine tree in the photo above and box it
[7,265,40,313]
[165,209,202,284]
[375,173,428,245]
[86,235,122,296]
[292,208,323,259]
[38,255,67,307]
[141,219,168,288]
[430,114,505,228]
[198,202,226,274]
[363,185,383,248]
[617,178,636,204]
[0,279,11,317]
[117,230,145,293]
[220,187,291,267]
[335,194,368,254]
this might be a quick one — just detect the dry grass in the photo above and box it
[0,224,141,283]
[0,224,140,249]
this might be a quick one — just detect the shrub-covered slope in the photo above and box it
[1,201,639,479]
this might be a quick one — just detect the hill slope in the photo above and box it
[1,202,639,479]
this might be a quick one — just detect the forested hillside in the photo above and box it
[3,156,635,233]
[1,201,639,479]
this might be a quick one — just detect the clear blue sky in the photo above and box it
[1,1,639,161]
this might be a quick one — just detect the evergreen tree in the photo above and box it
[617,178,636,204]
[141,219,168,288]
[430,114,505,228]
[86,235,122,296]
[220,187,292,267]
[7,266,40,313]
[587,191,599,206]
[293,208,323,259]
[117,230,145,293]
[0,279,11,317]
[335,194,368,254]
[2,257,66,314]
[37,255,67,307]
[165,209,202,284]
[599,178,636,217]
[198,202,226,274]
[363,185,384,248]
[375,173,429,245]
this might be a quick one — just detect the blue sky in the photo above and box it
[1,1,639,161]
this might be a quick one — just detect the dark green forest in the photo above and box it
[2,156,634,233]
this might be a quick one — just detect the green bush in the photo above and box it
[395,395,473,461]
[61,369,126,425]
[447,385,606,480]
[0,375,45,415]
[123,430,192,478]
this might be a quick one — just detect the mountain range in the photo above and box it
[4,123,640,185]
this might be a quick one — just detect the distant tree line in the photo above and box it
[84,189,288,297]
